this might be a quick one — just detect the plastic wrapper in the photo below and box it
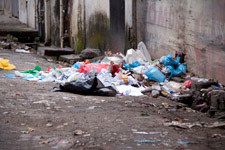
[101,56,124,64]
[116,85,145,96]
[125,49,146,64]
[133,66,148,74]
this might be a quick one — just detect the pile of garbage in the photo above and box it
[4,42,225,116]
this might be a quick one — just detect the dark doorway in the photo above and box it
[38,0,45,42]
[110,0,125,53]
[12,0,19,18]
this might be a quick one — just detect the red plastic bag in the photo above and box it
[184,80,191,88]
[78,64,109,74]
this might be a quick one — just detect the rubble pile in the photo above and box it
[3,42,225,116]
[0,36,32,53]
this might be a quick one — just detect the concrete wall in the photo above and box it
[125,0,133,50]
[44,0,131,53]
[136,0,225,84]
[69,0,110,53]
[50,0,60,46]
[19,0,36,28]
[0,0,5,14]
[3,0,13,16]
[12,0,19,18]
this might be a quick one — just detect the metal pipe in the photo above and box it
[60,0,64,48]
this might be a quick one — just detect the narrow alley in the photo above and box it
[0,0,225,150]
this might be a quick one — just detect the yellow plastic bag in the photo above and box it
[0,58,16,70]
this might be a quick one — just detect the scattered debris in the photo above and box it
[15,49,30,53]
[164,121,203,129]
[205,122,225,128]
[46,123,53,127]
[63,97,72,101]
[39,140,50,144]
[20,131,29,134]
[140,113,150,117]
[73,130,84,136]
[27,127,34,132]
[134,140,162,143]
[211,134,225,138]
[133,131,167,135]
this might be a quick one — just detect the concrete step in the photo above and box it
[37,47,74,58]
[0,14,38,43]
[59,54,82,64]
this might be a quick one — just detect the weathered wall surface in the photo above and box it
[85,0,110,52]
[19,0,36,28]
[2,0,12,16]
[0,0,4,14]
[50,0,60,46]
[136,0,225,84]
[69,0,85,53]
[69,0,110,53]
[125,0,133,50]
[12,0,19,18]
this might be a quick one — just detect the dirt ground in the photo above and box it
[0,49,224,150]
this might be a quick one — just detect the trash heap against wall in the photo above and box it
[5,42,225,116]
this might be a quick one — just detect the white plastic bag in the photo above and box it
[137,42,152,63]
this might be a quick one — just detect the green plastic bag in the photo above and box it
[21,66,41,76]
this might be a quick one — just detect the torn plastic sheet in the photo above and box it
[116,85,145,96]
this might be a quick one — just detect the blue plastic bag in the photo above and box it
[123,61,141,69]
[166,64,187,79]
[146,67,165,82]
[72,63,81,69]
[161,54,179,67]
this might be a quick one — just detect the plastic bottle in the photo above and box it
[162,85,173,94]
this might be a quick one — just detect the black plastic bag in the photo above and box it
[60,73,97,94]
[93,87,117,97]
[58,73,116,96]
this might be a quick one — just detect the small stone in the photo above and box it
[21,123,26,126]
[63,123,68,126]
[83,134,91,137]
[20,111,26,114]
[3,112,9,115]
[46,123,53,127]
[28,127,34,132]
[80,48,101,59]
[63,97,72,101]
